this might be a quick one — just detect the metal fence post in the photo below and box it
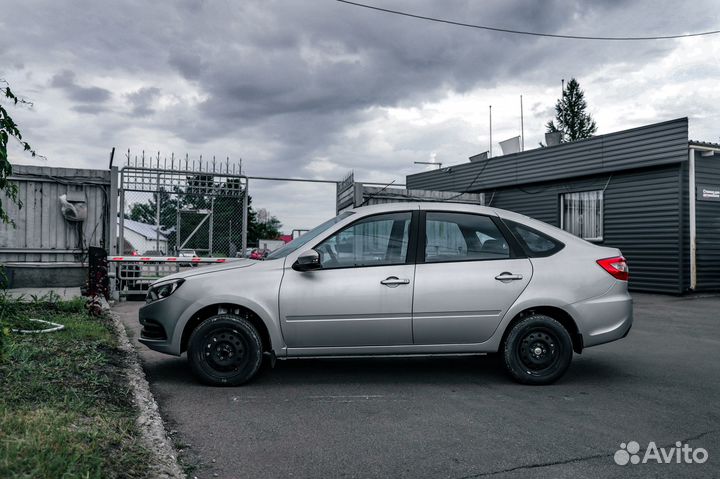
[108,166,118,255]
[118,169,125,255]
[156,170,161,253]
[209,196,214,256]
[242,178,248,254]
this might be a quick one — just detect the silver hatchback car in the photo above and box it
[139,202,632,385]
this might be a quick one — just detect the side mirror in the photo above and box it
[292,249,321,272]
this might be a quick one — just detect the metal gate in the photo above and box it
[115,151,248,296]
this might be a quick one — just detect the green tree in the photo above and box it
[128,188,177,226]
[0,81,41,225]
[545,78,597,143]
[247,202,282,245]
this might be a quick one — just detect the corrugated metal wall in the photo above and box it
[693,155,720,290]
[485,166,684,293]
[407,118,689,192]
[0,164,111,263]
[681,162,690,291]
[405,118,692,294]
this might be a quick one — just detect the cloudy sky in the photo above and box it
[2,0,719,230]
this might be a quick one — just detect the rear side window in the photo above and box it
[504,220,564,257]
[425,212,510,262]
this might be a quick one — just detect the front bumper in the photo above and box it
[138,295,193,356]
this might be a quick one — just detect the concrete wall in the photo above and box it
[3,262,87,288]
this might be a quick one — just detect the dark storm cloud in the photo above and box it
[148,0,700,149]
[126,87,161,117]
[72,104,108,115]
[50,70,111,104]
[1,0,718,178]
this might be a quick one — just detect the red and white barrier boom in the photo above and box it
[107,256,233,263]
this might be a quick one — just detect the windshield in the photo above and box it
[265,211,354,260]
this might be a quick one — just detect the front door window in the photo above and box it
[315,212,411,269]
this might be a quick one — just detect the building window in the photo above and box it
[560,190,603,241]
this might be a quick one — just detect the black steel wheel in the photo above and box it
[188,314,263,386]
[503,314,573,385]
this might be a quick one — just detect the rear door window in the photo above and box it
[424,212,510,263]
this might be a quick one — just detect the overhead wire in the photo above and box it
[359,180,397,206]
[436,157,492,201]
[336,0,720,41]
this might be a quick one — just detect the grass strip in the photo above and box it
[0,298,151,478]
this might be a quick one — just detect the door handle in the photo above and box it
[380,276,411,287]
[495,272,524,281]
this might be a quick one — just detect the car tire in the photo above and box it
[502,314,573,385]
[188,314,263,386]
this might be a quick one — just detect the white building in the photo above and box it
[119,218,169,254]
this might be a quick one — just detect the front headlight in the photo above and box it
[146,279,185,303]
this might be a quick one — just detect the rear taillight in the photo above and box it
[596,256,629,281]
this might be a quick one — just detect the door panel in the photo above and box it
[413,211,532,345]
[279,265,415,348]
[279,211,415,349]
[412,259,532,344]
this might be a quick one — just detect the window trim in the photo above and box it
[309,210,418,270]
[559,189,604,242]
[417,210,525,265]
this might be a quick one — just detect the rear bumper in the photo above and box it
[572,281,633,348]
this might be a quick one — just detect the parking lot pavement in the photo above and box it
[115,293,720,479]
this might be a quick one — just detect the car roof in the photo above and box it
[347,201,501,216]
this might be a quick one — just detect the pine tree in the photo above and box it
[546,78,597,142]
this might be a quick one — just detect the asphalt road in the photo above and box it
[115,293,720,479]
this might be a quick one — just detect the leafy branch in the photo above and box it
[0,79,43,226]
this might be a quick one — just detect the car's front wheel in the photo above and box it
[502,314,573,385]
[188,314,263,386]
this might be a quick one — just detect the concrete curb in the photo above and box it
[109,307,186,479]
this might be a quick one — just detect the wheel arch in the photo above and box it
[501,306,583,354]
[180,303,273,354]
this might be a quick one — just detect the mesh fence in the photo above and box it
[119,154,248,258]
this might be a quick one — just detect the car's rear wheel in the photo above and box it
[503,314,573,385]
[188,314,263,386]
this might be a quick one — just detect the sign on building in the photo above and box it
[697,184,720,202]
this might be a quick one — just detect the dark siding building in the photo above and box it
[406,118,720,294]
